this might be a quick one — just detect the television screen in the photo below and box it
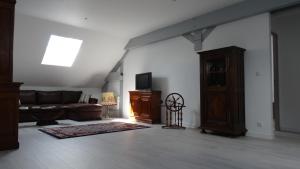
[136,72,152,90]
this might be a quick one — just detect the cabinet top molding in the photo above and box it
[198,46,246,55]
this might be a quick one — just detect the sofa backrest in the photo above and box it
[37,91,62,104]
[62,91,82,104]
[20,90,83,105]
[20,90,37,105]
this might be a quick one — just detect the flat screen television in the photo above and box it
[136,72,152,90]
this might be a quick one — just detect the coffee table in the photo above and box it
[32,106,64,126]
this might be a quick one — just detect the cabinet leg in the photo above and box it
[201,129,207,134]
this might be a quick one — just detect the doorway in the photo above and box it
[271,6,300,133]
[271,32,280,131]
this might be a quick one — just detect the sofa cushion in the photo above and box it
[20,90,36,104]
[62,91,82,104]
[64,103,102,111]
[37,91,62,104]
[65,103,102,121]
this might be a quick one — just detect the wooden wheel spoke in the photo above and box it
[163,92,185,129]
[165,93,184,111]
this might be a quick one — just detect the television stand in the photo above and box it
[129,91,161,124]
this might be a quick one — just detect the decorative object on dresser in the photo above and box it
[162,93,186,129]
[88,98,98,104]
[129,91,161,124]
[198,46,246,136]
[0,0,22,151]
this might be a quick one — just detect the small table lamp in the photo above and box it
[101,92,117,118]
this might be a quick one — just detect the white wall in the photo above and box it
[202,13,273,139]
[123,13,274,139]
[272,8,300,133]
[106,81,121,97]
[105,69,122,97]
[123,37,200,128]
[21,86,101,102]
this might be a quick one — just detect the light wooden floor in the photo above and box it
[1,119,300,169]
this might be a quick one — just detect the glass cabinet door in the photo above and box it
[206,58,226,87]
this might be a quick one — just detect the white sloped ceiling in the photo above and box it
[13,13,127,87]
[13,0,242,87]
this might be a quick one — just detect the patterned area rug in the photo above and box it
[39,122,150,139]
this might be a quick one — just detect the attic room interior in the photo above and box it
[1,0,300,168]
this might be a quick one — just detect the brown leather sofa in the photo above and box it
[19,90,102,122]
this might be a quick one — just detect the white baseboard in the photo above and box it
[246,131,274,139]
[182,122,198,129]
[275,131,300,139]
[182,124,275,139]
[280,126,300,134]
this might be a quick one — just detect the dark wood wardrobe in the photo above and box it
[198,46,246,136]
[0,0,22,150]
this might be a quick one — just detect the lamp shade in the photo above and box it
[101,92,116,104]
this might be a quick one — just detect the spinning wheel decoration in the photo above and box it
[165,93,184,112]
[162,93,186,129]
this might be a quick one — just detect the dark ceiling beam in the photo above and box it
[125,0,300,50]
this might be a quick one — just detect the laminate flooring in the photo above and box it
[1,119,300,169]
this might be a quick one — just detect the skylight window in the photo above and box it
[42,35,83,67]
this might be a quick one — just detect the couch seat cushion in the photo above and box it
[64,103,102,111]
[19,105,30,110]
